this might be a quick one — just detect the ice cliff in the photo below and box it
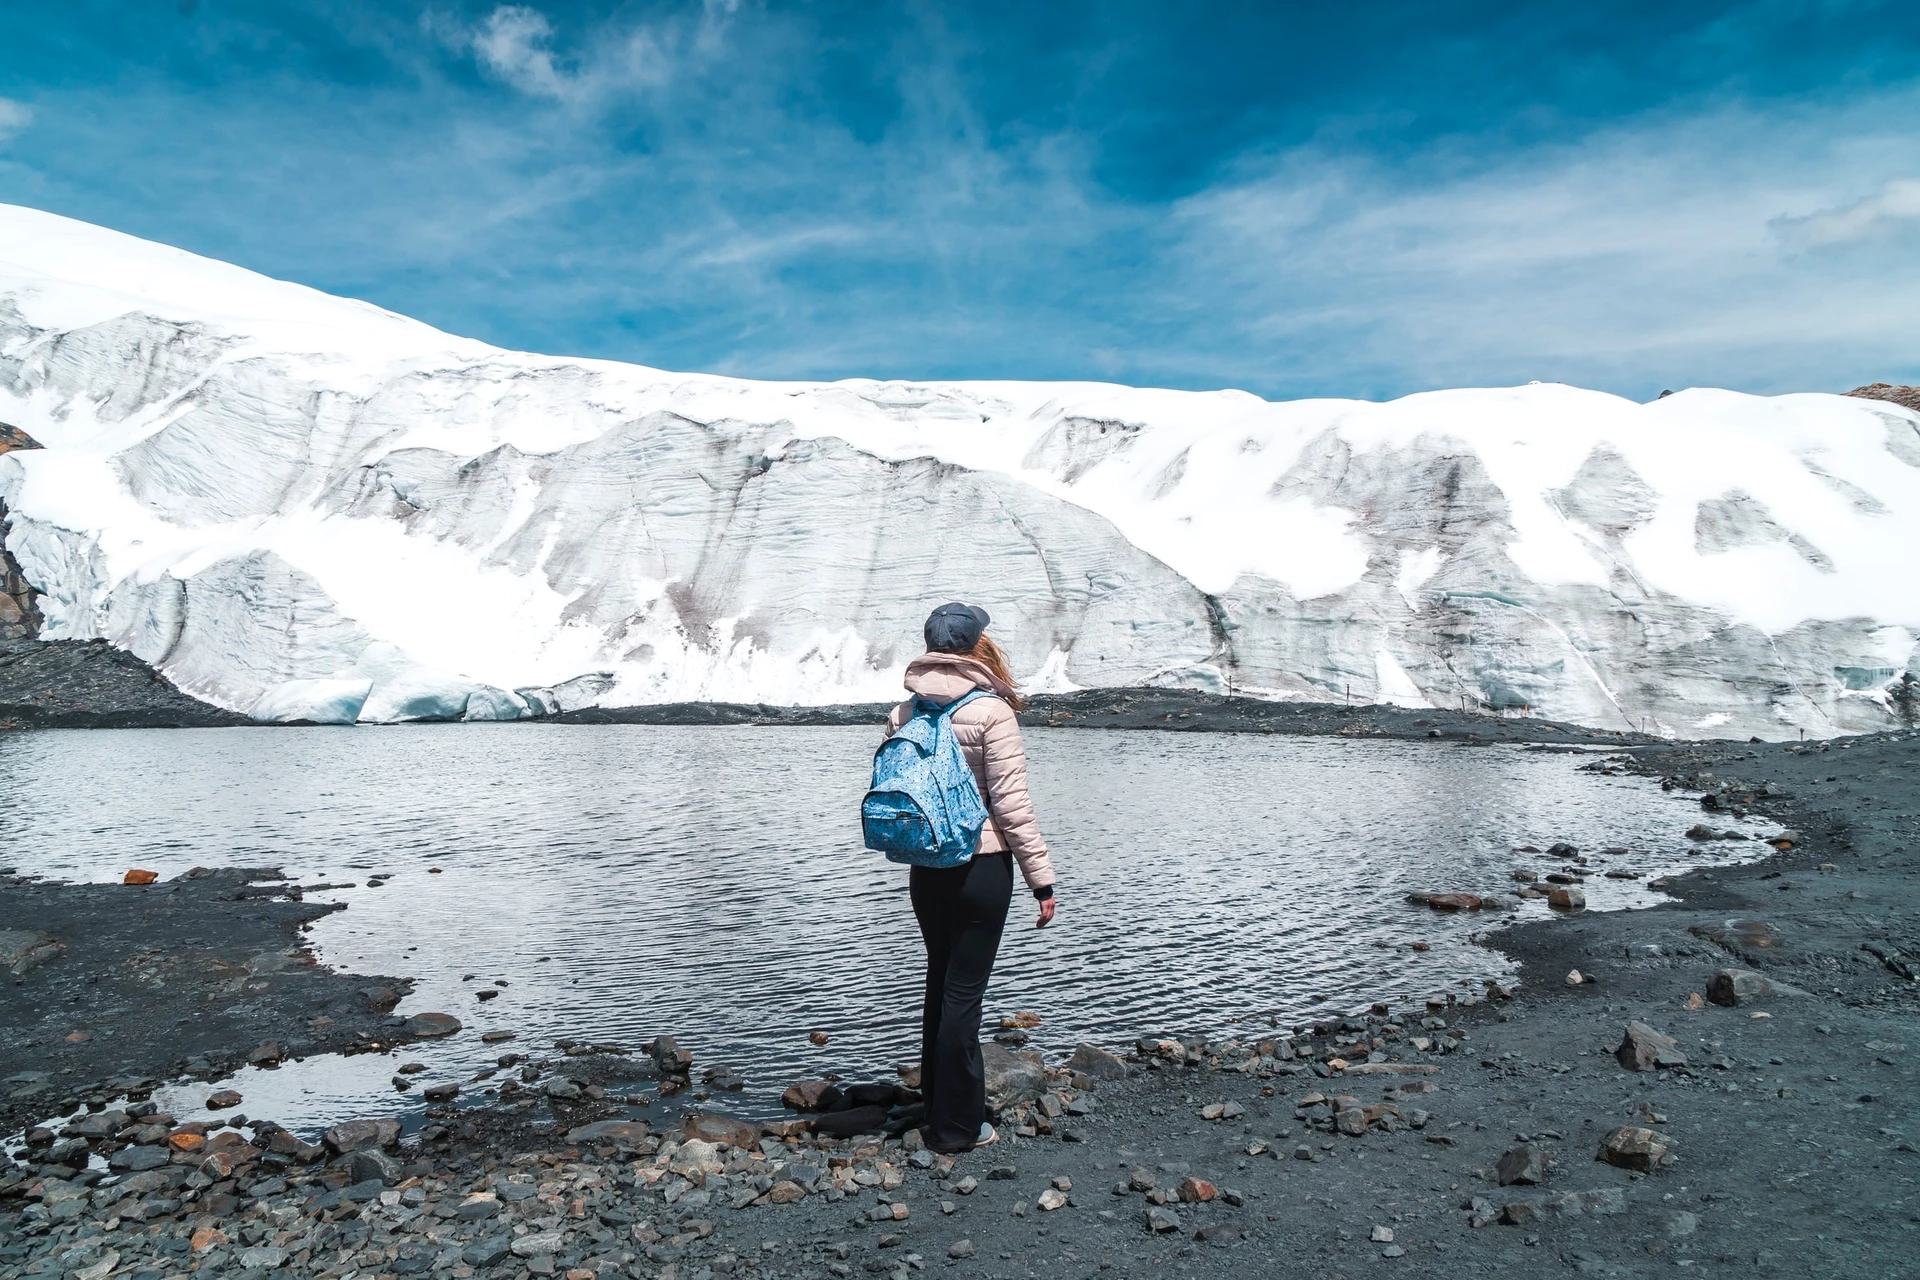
[1,204,1916,736]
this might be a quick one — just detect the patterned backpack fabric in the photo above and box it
[862,689,995,867]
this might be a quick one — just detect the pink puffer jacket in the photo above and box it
[884,653,1056,895]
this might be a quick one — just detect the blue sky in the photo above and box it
[2,1,1918,399]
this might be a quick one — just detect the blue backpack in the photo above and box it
[862,690,995,867]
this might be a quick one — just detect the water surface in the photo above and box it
[0,724,1757,1132]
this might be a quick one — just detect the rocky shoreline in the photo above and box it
[3,727,1917,1279]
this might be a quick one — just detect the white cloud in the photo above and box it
[0,98,34,143]
[455,4,690,105]
[1774,177,1920,248]
[1163,92,1920,394]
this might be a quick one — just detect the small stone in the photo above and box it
[1037,1188,1069,1211]
[123,869,159,885]
[564,1119,651,1146]
[422,1081,459,1102]
[986,1165,1018,1181]
[480,1030,517,1043]
[456,1193,500,1220]
[1371,1225,1394,1243]
[1145,1206,1182,1233]
[1334,1108,1366,1136]
[247,1041,284,1066]
[1565,969,1585,986]
[1381,1244,1405,1258]
[955,1175,979,1194]
[205,1088,243,1109]
[766,1181,806,1204]
[1512,868,1538,883]
[1176,1177,1217,1203]
[948,1240,975,1259]
[1294,1145,1313,1161]
[682,1111,759,1148]
[511,1231,565,1259]
[322,1118,401,1155]
[1616,1022,1687,1071]
[405,1012,463,1038]
[1496,1144,1548,1186]
[1598,1126,1669,1171]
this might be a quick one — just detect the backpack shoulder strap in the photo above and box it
[941,688,997,717]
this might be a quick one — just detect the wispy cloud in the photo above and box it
[1774,176,1920,248]
[0,98,33,144]
[436,2,738,106]
[5,2,1919,399]
[1162,93,1920,395]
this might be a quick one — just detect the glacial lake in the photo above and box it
[0,724,1764,1135]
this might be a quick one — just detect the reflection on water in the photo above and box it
[0,724,1756,1134]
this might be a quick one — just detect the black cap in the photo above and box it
[924,602,991,653]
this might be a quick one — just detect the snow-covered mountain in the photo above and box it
[1,204,1915,736]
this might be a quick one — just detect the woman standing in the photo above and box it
[887,602,1057,1154]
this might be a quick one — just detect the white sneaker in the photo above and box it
[973,1122,999,1149]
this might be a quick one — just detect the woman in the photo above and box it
[887,601,1057,1153]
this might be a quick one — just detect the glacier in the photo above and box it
[1,202,1916,737]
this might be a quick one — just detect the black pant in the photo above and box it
[909,851,1013,1152]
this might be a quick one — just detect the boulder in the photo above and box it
[1426,893,1482,912]
[1707,968,1805,1006]
[1177,1177,1217,1203]
[0,929,65,976]
[810,1105,890,1140]
[1615,1022,1687,1071]
[322,1118,400,1155]
[843,1082,901,1108]
[1496,1144,1548,1185]
[1548,887,1585,910]
[650,1035,693,1074]
[1598,1126,1668,1171]
[346,1148,402,1186]
[680,1112,758,1149]
[109,1145,170,1172]
[982,1042,1046,1111]
[403,1012,462,1038]
[666,1138,725,1176]
[1071,1042,1130,1080]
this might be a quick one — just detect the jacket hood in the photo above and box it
[903,652,1017,704]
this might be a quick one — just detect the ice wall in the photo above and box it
[2,204,1916,736]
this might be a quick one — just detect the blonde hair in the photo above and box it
[966,633,1028,711]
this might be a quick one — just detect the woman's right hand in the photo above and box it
[1036,896,1056,929]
